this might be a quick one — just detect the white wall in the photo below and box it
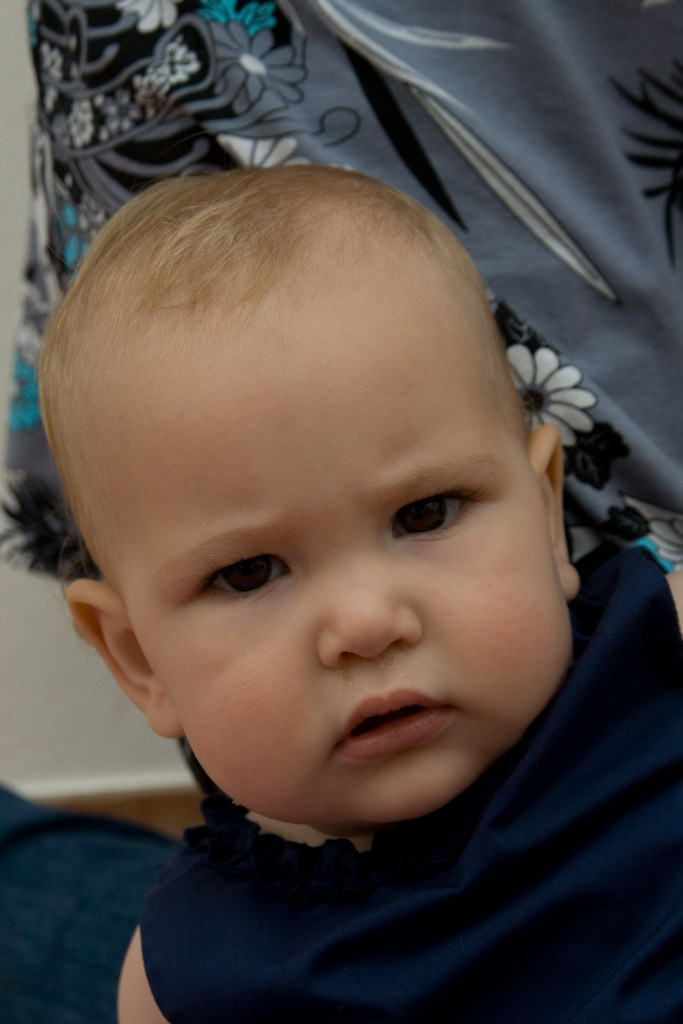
[0,0,193,799]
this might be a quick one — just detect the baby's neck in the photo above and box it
[246,810,377,853]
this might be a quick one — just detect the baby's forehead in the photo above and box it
[138,236,476,360]
[98,242,505,461]
[87,208,512,450]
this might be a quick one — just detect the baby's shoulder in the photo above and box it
[666,569,683,634]
[119,927,171,1024]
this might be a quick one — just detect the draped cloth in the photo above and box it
[4,1,683,577]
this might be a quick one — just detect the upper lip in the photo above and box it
[341,689,443,741]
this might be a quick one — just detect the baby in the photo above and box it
[39,167,683,1023]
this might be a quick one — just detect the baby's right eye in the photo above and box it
[211,555,289,593]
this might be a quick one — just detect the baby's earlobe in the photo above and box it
[558,560,581,602]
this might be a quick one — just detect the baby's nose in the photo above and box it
[317,590,422,670]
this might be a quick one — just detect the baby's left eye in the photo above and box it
[392,495,461,537]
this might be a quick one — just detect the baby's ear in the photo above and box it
[527,424,580,602]
[66,578,184,739]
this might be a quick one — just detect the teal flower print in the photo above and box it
[199,0,277,35]
[9,354,41,434]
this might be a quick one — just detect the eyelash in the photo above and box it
[201,558,273,599]
[200,488,480,597]
[392,491,471,539]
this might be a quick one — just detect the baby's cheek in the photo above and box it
[179,663,315,807]
[504,595,573,706]
[462,583,570,715]
[458,572,537,656]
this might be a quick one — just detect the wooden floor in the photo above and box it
[46,788,206,838]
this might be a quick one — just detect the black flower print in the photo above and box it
[602,495,683,572]
[1,478,100,580]
[602,504,649,542]
[615,59,683,261]
[564,423,630,491]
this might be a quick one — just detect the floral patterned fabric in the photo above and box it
[5,0,683,576]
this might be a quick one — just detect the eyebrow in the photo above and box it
[372,454,503,510]
[155,453,504,589]
[154,510,302,590]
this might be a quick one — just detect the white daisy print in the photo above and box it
[506,344,597,447]
[115,0,186,33]
[216,133,309,167]
[67,98,94,148]
[623,496,683,571]
[44,85,58,114]
[94,89,143,142]
[39,42,63,80]
[133,37,201,111]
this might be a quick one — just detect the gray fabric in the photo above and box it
[5,0,683,571]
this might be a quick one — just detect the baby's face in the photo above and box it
[83,241,578,830]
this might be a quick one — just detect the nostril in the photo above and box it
[337,638,408,674]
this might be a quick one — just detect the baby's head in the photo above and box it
[41,167,579,834]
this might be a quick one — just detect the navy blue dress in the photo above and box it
[141,550,683,1023]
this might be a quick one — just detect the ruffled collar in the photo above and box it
[182,552,675,908]
[184,739,529,907]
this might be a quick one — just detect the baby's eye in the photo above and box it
[392,495,461,537]
[212,555,289,593]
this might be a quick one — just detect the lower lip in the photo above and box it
[336,706,453,763]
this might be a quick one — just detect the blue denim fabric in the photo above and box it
[0,786,179,1024]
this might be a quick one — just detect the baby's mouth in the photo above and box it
[337,691,453,763]
[351,704,425,736]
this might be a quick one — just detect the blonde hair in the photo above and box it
[39,165,516,573]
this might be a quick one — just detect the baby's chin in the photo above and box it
[246,790,461,852]
[246,793,443,837]
[235,729,531,841]
[253,774,487,840]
